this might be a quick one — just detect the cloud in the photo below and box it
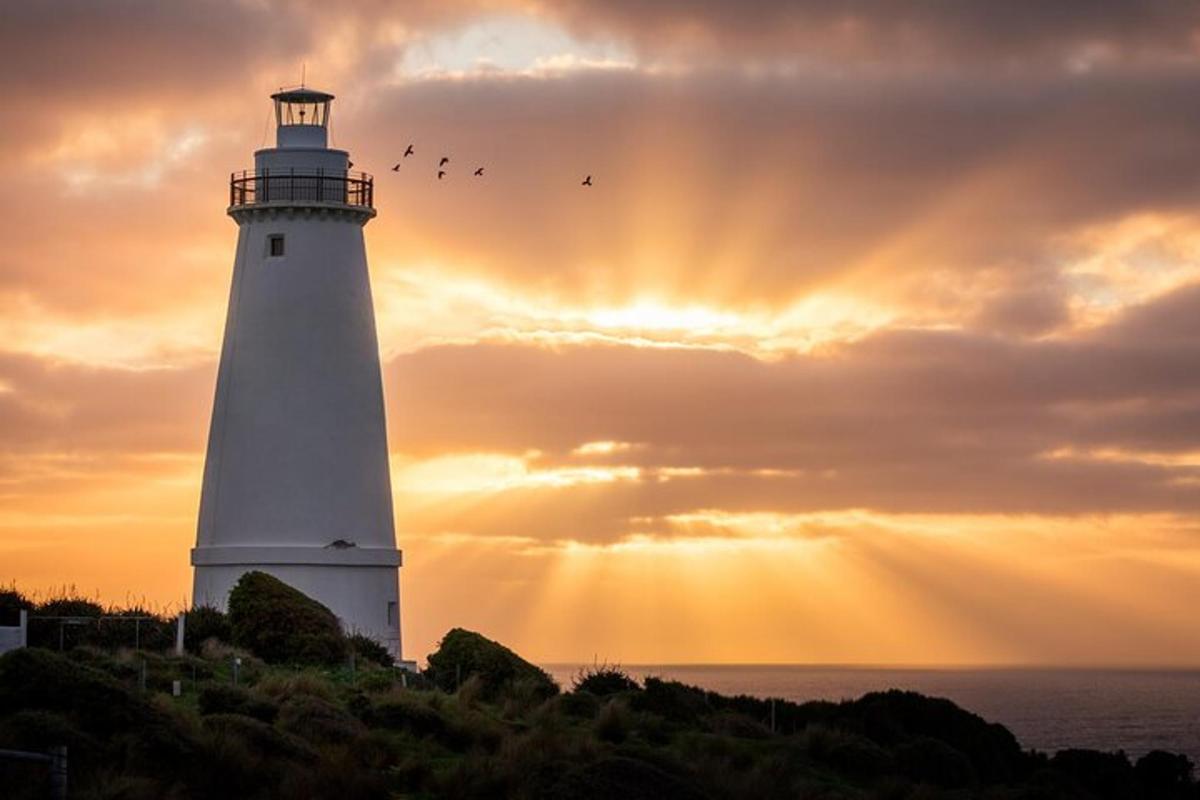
[540,0,1200,68]
[385,281,1200,530]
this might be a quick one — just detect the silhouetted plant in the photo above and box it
[227,571,348,666]
[0,586,30,626]
[183,605,232,653]
[425,627,558,701]
[573,662,640,696]
[348,632,394,667]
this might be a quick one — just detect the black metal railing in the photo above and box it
[229,169,373,210]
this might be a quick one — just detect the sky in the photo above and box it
[2,0,1200,666]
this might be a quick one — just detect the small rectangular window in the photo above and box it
[387,601,398,626]
[268,234,285,257]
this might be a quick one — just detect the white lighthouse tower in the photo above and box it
[192,87,402,656]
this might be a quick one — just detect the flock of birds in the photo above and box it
[356,143,593,186]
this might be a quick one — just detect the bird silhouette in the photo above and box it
[391,163,401,171]
[437,170,446,180]
[404,144,414,157]
[474,167,484,176]
[348,160,354,169]
[439,156,450,167]
[581,175,593,186]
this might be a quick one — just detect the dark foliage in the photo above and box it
[1136,750,1196,799]
[1052,749,1140,800]
[574,663,641,696]
[26,596,104,650]
[184,605,232,652]
[198,683,279,723]
[87,607,175,651]
[2,623,1200,800]
[276,694,365,744]
[547,756,712,800]
[0,587,30,626]
[227,571,348,666]
[349,632,394,667]
[425,627,558,701]
[634,677,713,724]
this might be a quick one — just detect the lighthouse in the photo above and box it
[192,87,402,656]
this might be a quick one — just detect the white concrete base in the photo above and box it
[193,562,401,657]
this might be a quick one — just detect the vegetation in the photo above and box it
[425,627,557,702]
[228,571,349,666]
[0,583,1197,799]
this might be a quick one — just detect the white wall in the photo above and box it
[0,610,27,655]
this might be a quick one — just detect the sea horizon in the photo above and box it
[543,663,1200,763]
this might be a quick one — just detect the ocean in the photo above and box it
[542,664,1200,762]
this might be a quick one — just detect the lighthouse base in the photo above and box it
[191,546,402,658]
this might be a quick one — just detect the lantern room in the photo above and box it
[271,87,334,149]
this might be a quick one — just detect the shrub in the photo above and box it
[226,572,348,665]
[1136,750,1195,798]
[0,587,30,626]
[595,699,632,743]
[634,677,711,724]
[894,735,977,788]
[198,684,279,723]
[255,672,337,704]
[276,694,365,745]
[348,632,394,667]
[425,628,558,701]
[1051,749,1138,800]
[573,663,640,696]
[89,608,174,652]
[546,756,710,800]
[0,647,156,736]
[27,594,104,650]
[183,605,232,652]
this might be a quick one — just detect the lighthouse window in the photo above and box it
[267,234,285,257]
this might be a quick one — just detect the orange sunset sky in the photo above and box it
[2,1,1200,666]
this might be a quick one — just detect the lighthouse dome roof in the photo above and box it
[271,87,335,103]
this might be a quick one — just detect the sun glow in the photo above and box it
[392,452,640,495]
[372,266,896,360]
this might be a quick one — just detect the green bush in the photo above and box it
[89,608,174,651]
[198,684,279,723]
[26,595,104,650]
[0,647,156,736]
[573,663,640,696]
[226,572,348,666]
[349,632,394,667]
[276,694,365,745]
[0,587,30,626]
[183,605,232,652]
[425,628,558,701]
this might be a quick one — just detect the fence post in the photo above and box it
[48,746,67,800]
[18,609,26,649]
[175,612,186,656]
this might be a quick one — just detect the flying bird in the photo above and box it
[404,144,414,157]
[391,163,401,171]
[439,156,450,167]
[474,167,484,176]
[581,175,593,186]
[437,170,446,180]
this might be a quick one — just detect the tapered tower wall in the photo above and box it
[192,88,401,656]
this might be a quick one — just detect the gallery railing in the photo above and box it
[229,169,374,210]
